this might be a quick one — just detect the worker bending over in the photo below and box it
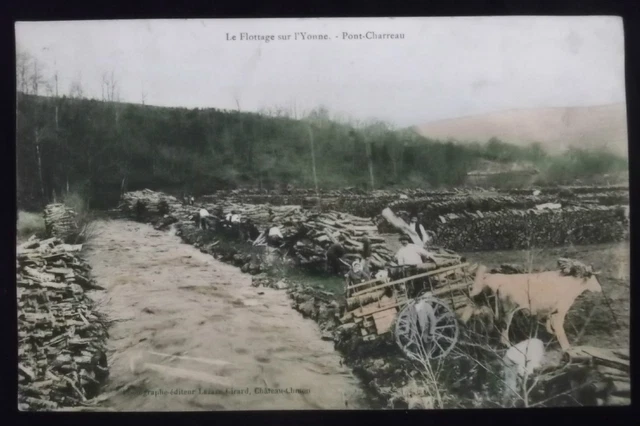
[225,210,241,224]
[196,208,210,230]
[360,236,372,273]
[326,236,347,275]
[395,235,437,265]
[267,224,284,246]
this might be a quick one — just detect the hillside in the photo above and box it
[414,103,628,157]
[16,95,628,211]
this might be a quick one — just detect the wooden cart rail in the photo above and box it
[349,263,470,296]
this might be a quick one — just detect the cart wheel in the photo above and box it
[395,296,459,360]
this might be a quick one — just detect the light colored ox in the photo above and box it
[469,265,602,351]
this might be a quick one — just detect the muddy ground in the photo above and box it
[84,219,369,411]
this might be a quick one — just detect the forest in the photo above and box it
[15,51,628,211]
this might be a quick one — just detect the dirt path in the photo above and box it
[84,219,368,411]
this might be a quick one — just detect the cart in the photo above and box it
[340,261,474,360]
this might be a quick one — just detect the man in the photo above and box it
[267,224,284,246]
[346,260,371,286]
[326,236,347,275]
[361,236,373,273]
[196,208,210,230]
[409,216,430,246]
[395,235,437,266]
[230,211,241,224]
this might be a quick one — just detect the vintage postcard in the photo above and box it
[15,17,629,411]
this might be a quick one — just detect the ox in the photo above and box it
[469,265,602,350]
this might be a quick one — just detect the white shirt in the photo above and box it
[198,209,210,218]
[231,214,241,223]
[268,227,283,238]
[396,244,432,265]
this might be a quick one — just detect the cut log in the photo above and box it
[346,290,387,309]
[381,208,422,245]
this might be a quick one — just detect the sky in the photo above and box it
[15,16,626,127]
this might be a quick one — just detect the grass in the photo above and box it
[17,210,45,242]
[281,269,346,295]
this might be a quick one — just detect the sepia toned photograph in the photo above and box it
[15,17,630,411]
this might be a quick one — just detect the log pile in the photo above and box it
[388,195,561,219]
[496,185,628,196]
[199,186,628,219]
[427,205,627,251]
[489,263,528,274]
[44,204,78,241]
[17,236,109,411]
[119,189,183,219]
[121,190,397,272]
[212,202,396,270]
[562,346,630,406]
[558,258,596,278]
[213,202,305,238]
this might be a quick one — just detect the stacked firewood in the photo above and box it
[44,204,78,241]
[496,185,628,196]
[388,195,562,219]
[427,205,627,251]
[214,202,305,236]
[295,211,395,269]
[562,346,630,406]
[120,190,397,271]
[17,236,109,411]
[558,258,596,278]
[212,202,396,269]
[487,259,593,276]
[119,189,182,218]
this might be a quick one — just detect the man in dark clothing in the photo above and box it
[326,237,347,275]
[361,236,373,273]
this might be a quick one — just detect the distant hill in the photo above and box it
[414,103,628,157]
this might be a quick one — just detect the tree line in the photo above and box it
[15,49,628,211]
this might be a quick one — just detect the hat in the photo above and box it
[399,235,411,242]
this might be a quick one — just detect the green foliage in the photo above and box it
[536,146,628,185]
[16,95,628,209]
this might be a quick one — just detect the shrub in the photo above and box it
[17,210,45,241]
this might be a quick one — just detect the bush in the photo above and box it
[61,191,97,244]
[17,210,46,241]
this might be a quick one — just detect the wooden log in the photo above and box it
[596,365,629,378]
[578,346,630,371]
[605,395,631,406]
[351,263,469,296]
[381,208,422,245]
[610,380,631,396]
[346,290,386,309]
